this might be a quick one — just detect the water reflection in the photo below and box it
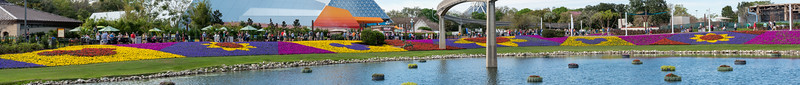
[486,68,498,85]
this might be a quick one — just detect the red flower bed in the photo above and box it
[464,37,510,43]
[665,73,678,77]
[650,39,690,45]
[38,48,117,57]
[719,65,730,67]
[215,42,244,48]
[698,34,724,40]
[385,40,463,51]
[729,31,766,35]
[633,59,641,62]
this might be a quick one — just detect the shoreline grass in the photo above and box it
[2,44,800,84]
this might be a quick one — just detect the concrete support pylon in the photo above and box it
[439,16,446,49]
[485,0,497,68]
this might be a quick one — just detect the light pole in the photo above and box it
[670,4,675,34]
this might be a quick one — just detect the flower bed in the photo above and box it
[432,39,488,49]
[385,40,463,51]
[0,45,184,66]
[277,42,335,55]
[745,31,800,44]
[511,36,562,46]
[454,36,525,47]
[561,36,635,46]
[291,40,407,53]
[0,59,44,69]
[524,35,568,43]
[618,34,673,45]
[37,48,117,56]
[667,32,758,45]
[114,42,177,51]
[160,42,279,57]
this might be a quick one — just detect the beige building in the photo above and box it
[0,2,82,37]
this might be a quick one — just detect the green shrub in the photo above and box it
[330,34,345,40]
[541,29,565,38]
[418,27,432,31]
[0,43,43,54]
[360,30,385,45]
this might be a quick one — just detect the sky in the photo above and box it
[318,0,795,17]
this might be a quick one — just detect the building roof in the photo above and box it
[88,11,125,20]
[0,4,81,23]
[327,0,391,19]
[390,17,439,30]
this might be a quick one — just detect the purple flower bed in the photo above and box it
[160,42,279,57]
[512,36,562,46]
[667,32,758,45]
[618,34,674,45]
[432,39,488,49]
[278,42,335,55]
[524,35,568,43]
[329,43,370,50]
[745,31,800,44]
[114,42,177,50]
[0,58,44,69]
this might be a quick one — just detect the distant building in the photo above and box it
[0,3,81,37]
[747,3,799,22]
[462,2,487,17]
[201,0,391,29]
[672,16,691,25]
[88,11,124,21]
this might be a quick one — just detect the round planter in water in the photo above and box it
[372,74,384,80]
[418,59,427,63]
[568,63,579,68]
[664,73,681,81]
[771,52,781,57]
[718,65,733,71]
[401,82,418,85]
[632,59,643,65]
[301,67,312,73]
[408,64,418,69]
[661,65,676,71]
[734,60,746,65]
[159,81,175,85]
[621,54,630,58]
[527,75,543,82]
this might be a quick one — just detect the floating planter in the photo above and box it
[527,75,543,82]
[718,65,733,71]
[661,65,676,71]
[771,52,781,57]
[543,54,551,58]
[735,60,746,65]
[632,59,643,65]
[408,64,418,68]
[418,59,427,63]
[372,73,384,80]
[159,81,175,85]
[568,63,579,68]
[622,54,631,58]
[301,67,312,73]
[401,82,418,85]
[664,73,682,81]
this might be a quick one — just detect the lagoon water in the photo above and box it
[84,56,800,85]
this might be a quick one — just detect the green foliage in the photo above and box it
[517,8,533,15]
[330,34,345,40]
[0,43,43,54]
[721,6,737,22]
[187,0,213,29]
[541,29,565,38]
[360,30,386,45]
[552,7,569,15]
[418,27,432,31]
[471,11,503,21]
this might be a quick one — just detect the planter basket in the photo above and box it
[664,76,682,81]
[661,66,676,71]
[372,74,384,80]
[527,76,543,82]
[408,64,418,68]
[418,59,427,63]
[735,60,746,65]
[718,67,733,71]
[632,59,643,65]
[771,53,781,57]
[301,68,312,73]
[621,54,630,58]
[568,63,579,68]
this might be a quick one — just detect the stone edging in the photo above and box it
[27,50,799,85]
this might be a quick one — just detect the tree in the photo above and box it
[628,0,670,26]
[293,19,300,27]
[721,6,736,22]
[672,4,692,16]
[210,10,223,25]
[552,7,569,15]
[187,0,212,29]
[246,18,254,26]
[281,21,287,28]
[517,8,533,15]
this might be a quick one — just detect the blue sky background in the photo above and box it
[317,0,794,17]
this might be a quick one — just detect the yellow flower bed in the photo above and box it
[0,45,185,66]
[291,40,407,53]
[561,36,635,46]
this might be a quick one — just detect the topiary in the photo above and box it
[360,30,386,45]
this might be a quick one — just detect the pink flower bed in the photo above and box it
[114,42,177,50]
[524,35,568,43]
[745,31,800,44]
[618,34,674,45]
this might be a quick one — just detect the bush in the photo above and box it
[541,29,565,38]
[0,43,44,54]
[360,30,385,45]
[418,27,432,31]
[330,34,345,40]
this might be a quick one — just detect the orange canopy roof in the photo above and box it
[354,17,384,23]
[314,6,360,29]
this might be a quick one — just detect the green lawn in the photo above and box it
[2,44,800,84]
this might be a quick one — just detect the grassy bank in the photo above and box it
[2,44,800,84]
